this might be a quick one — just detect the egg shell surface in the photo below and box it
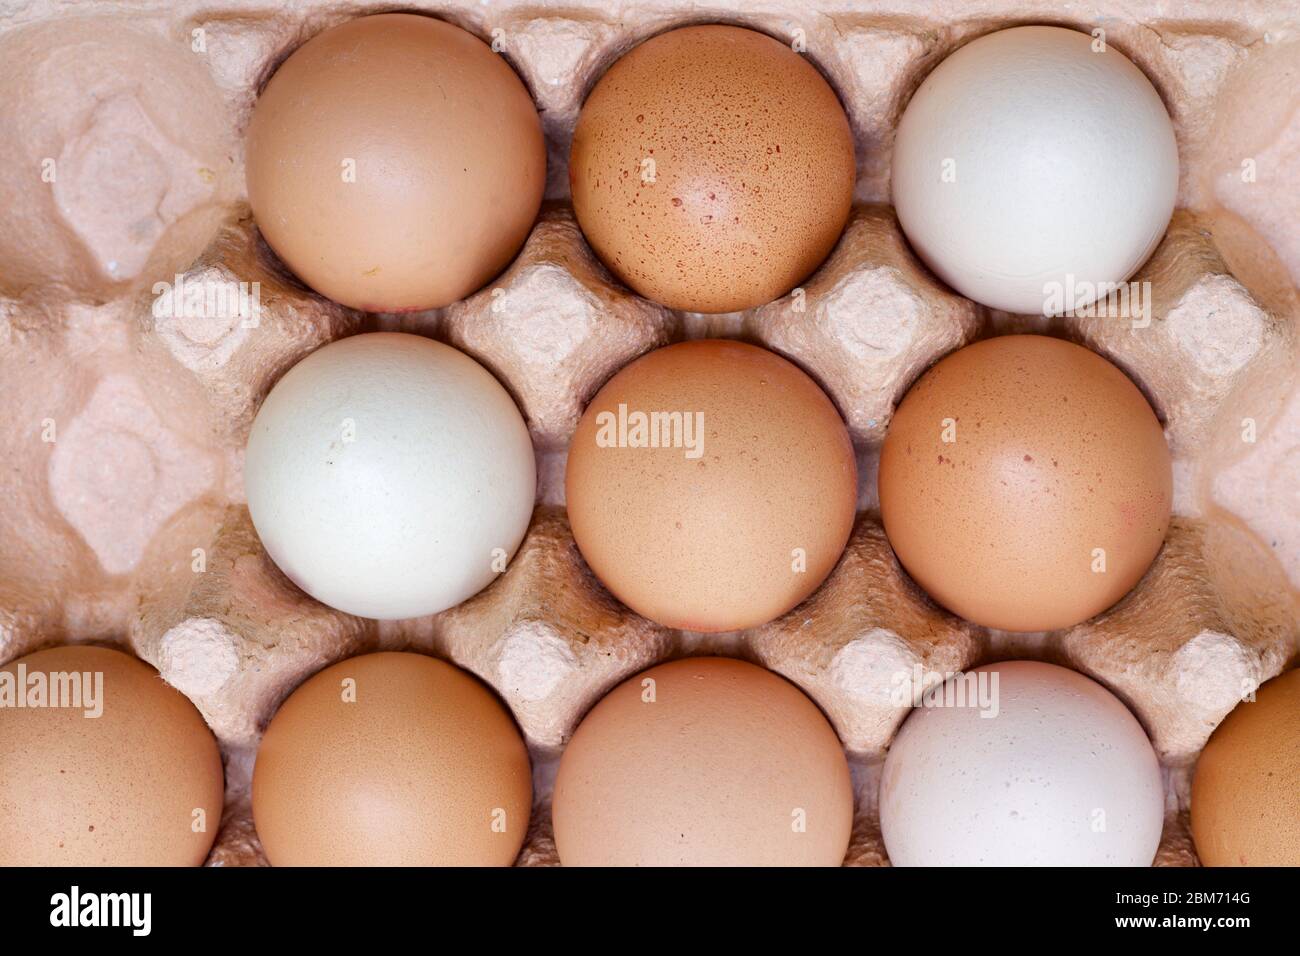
[891,25,1178,315]
[246,13,545,312]
[880,660,1165,866]
[878,334,1172,632]
[552,657,854,866]
[565,339,858,632]
[570,24,856,313]
[244,332,536,620]
[252,652,531,866]
[1192,668,1300,866]
[0,645,224,866]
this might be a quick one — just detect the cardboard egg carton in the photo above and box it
[0,0,1296,867]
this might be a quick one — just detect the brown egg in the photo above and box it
[565,339,858,631]
[570,25,856,313]
[252,652,530,866]
[553,657,853,866]
[1192,669,1300,866]
[246,14,545,312]
[0,645,224,866]
[878,335,1171,632]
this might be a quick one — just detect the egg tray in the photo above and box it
[0,0,1297,868]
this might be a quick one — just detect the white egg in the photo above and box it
[880,661,1165,866]
[891,25,1178,315]
[245,332,535,620]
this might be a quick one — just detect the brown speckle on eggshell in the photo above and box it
[569,25,856,313]
[878,334,1173,632]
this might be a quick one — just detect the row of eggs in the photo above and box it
[248,15,1178,318]
[1,645,1295,866]
[248,330,1170,635]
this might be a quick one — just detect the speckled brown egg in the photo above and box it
[569,25,856,313]
[0,645,224,866]
[552,657,854,866]
[565,339,857,632]
[878,335,1171,632]
[1192,668,1300,866]
[246,14,545,312]
[252,652,530,866]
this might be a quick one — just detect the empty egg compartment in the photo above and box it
[0,0,1297,868]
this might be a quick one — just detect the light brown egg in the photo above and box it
[878,335,1171,632]
[553,657,853,866]
[1192,669,1300,866]
[565,339,858,632]
[570,25,856,313]
[252,652,531,866]
[0,645,224,866]
[246,14,545,312]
